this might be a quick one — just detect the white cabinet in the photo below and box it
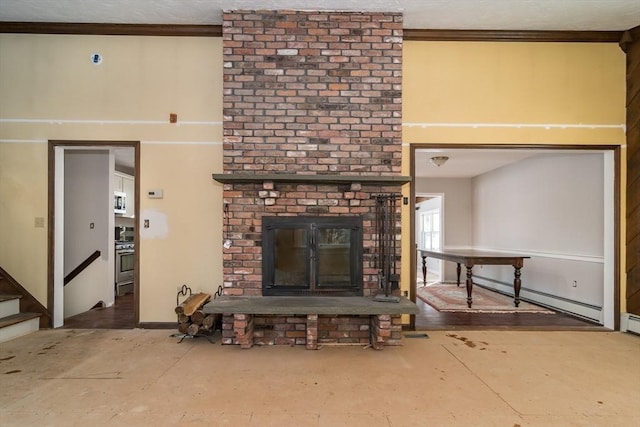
[114,174,124,192]
[122,176,134,218]
[114,172,135,218]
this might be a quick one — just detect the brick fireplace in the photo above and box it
[214,10,409,346]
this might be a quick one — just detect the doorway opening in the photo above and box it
[409,144,619,331]
[48,141,140,329]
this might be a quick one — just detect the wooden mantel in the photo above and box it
[212,173,412,186]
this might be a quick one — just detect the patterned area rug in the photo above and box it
[417,283,554,313]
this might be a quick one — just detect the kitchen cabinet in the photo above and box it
[113,174,124,192]
[114,172,135,218]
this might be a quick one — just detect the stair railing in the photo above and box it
[64,250,101,286]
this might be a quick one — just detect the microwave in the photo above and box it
[114,191,126,214]
[115,226,134,242]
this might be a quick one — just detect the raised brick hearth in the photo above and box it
[217,10,409,347]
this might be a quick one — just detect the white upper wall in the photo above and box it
[64,150,111,273]
[415,178,473,249]
[472,153,604,256]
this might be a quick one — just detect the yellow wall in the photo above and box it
[138,142,222,322]
[403,41,625,142]
[0,34,628,323]
[400,41,627,310]
[0,142,48,303]
[0,34,224,322]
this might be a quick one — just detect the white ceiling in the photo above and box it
[415,149,536,178]
[414,148,605,178]
[1,0,639,31]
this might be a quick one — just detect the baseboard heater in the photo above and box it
[472,274,602,324]
[621,314,640,335]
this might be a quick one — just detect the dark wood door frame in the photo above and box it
[621,26,640,316]
[408,143,621,330]
[47,140,140,328]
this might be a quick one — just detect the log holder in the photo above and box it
[171,284,223,344]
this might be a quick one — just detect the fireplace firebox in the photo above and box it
[262,216,363,296]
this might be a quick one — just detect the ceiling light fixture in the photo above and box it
[430,156,449,167]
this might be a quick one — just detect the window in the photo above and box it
[420,209,440,251]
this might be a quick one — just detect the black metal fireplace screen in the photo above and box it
[262,216,363,296]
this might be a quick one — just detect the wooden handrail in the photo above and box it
[64,250,101,285]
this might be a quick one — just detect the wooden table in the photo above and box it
[418,249,530,308]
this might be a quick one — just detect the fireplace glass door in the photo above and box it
[263,216,363,296]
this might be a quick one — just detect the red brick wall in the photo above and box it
[220,11,404,346]
[222,10,403,175]
[221,10,403,298]
[221,314,403,346]
[318,315,371,345]
[222,181,401,297]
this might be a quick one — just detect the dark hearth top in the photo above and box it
[212,174,411,186]
[203,296,419,315]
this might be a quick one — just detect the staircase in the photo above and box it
[0,267,48,343]
[0,295,40,342]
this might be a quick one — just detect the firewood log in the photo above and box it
[178,313,190,324]
[177,322,190,334]
[191,310,205,325]
[175,292,211,316]
[202,314,215,331]
[186,323,200,336]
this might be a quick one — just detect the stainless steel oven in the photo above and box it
[115,244,134,296]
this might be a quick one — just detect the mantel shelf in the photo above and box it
[212,173,411,186]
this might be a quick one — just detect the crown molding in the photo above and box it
[403,29,623,43]
[0,22,629,45]
[0,22,222,37]
[619,25,640,52]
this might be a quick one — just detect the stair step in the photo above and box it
[0,312,41,343]
[0,295,22,318]
[0,294,22,303]
[0,312,41,328]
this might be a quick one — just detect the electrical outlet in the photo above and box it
[144,219,150,228]
[169,113,177,123]
[572,280,578,287]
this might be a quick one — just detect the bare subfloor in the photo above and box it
[1,329,638,426]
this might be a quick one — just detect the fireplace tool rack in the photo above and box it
[373,193,402,303]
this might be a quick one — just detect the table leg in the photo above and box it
[456,263,461,287]
[465,266,473,307]
[422,256,427,285]
[513,267,522,307]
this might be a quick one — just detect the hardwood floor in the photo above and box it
[62,293,135,329]
[60,291,601,331]
[414,297,603,330]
